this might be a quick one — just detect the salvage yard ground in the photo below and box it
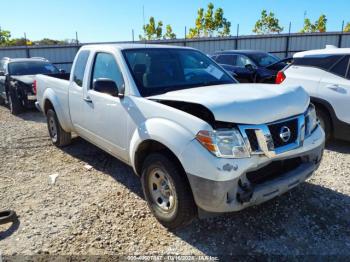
[0,106,350,257]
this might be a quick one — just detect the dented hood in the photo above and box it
[149,84,309,125]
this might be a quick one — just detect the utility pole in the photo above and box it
[338,20,344,48]
[75,31,79,45]
[24,32,30,58]
[132,29,135,43]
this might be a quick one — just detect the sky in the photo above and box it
[0,0,349,43]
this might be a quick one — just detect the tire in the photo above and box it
[0,210,17,225]
[141,153,197,229]
[316,107,332,141]
[0,96,5,106]
[46,109,71,147]
[8,89,23,115]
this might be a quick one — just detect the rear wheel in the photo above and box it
[8,89,23,115]
[316,107,332,141]
[46,109,71,147]
[141,153,197,229]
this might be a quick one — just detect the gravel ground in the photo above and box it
[0,106,350,259]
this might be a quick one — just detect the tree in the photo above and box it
[163,25,176,39]
[140,17,163,40]
[345,22,350,32]
[188,2,231,38]
[253,10,283,34]
[300,14,327,33]
[0,28,11,46]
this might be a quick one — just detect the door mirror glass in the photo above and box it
[93,78,120,97]
[0,70,5,76]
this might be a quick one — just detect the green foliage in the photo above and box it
[345,22,350,32]
[188,2,231,38]
[163,25,176,39]
[140,17,163,40]
[35,38,67,45]
[0,29,11,46]
[253,10,283,34]
[300,14,327,33]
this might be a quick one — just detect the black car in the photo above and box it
[0,57,68,115]
[211,50,291,83]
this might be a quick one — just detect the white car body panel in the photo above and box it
[149,84,309,124]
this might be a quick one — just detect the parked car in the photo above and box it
[0,57,68,115]
[211,50,291,83]
[276,46,350,141]
[35,44,325,229]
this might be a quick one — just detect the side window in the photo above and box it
[91,53,124,90]
[293,55,341,70]
[329,56,349,78]
[236,55,254,67]
[73,50,90,87]
[216,55,235,66]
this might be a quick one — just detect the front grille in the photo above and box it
[246,157,302,184]
[246,129,259,151]
[268,119,298,148]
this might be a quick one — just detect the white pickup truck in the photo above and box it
[36,44,325,229]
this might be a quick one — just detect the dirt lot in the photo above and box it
[0,106,350,259]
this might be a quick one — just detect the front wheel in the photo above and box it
[141,153,197,229]
[8,89,23,115]
[46,109,71,147]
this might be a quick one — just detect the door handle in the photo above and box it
[326,84,339,91]
[83,97,93,103]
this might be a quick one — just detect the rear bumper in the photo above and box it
[181,126,325,213]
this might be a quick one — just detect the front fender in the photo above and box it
[129,118,197,173]
[42,88,73,132]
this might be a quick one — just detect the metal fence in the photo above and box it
[1,31,350,72]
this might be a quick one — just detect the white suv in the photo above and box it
[277,46,350,141]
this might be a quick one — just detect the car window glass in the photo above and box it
[216,55,235,65]
[293,55,341,70]
[8,61,60,75]
[330,56,349,78]
[73,50,90,87]
[91,53,124,90]
[236,55,254,67]
[123,49,234,97]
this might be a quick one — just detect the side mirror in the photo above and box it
[93,78,121,97]
[245,64,255,71]
[59,69,66,74]
[0,71,5,76]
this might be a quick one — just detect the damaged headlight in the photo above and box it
[305,104,318,137]
[196,129,250,158]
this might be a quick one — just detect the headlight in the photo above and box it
[196,129,250,158]
[305,104,318,137]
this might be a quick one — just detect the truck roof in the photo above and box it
[80,43,194,51]
[294,46,350,58]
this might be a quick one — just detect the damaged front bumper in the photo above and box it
[180,125,325,213]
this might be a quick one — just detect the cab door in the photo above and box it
[81,52,128,161]
[318,55,350,124]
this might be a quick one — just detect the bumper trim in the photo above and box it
[186,142,324,213]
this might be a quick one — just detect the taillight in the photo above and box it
[32,80,37,95]
[275,71,286,84]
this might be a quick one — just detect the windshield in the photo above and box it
[247,53,280,67]
[9,61,59,75]
[123,48,236,96]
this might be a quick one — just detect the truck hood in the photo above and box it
[11,75,35,85]
[149,84,309,125]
